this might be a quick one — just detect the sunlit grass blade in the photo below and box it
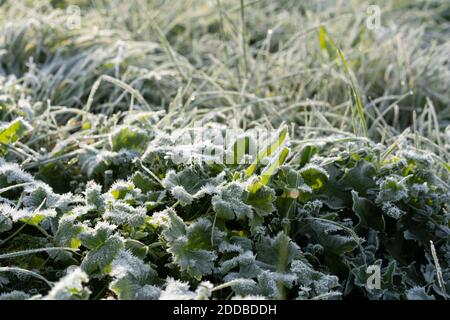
[245,125,288,177]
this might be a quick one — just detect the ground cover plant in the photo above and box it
[0,0,449,300]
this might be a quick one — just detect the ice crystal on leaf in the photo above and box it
[44,267,91,300]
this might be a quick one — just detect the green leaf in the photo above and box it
[163,167,222,205]
[132,171,159,193]
[256,232,303,299]
[300,165,329,190]
[109,250,160,300]
[80,222,124,276]
[261,147,289,181]
[160,208,186,242]
[230,135,257,165]
[219,250,262,280]
[85,181,105,210]
[273,166,312,201]
[341,160,377,196]
[303,218,360,256]
[244,186,276,218]
[291,259,340,299]
[298,144,318,167]
[376,175,409,203]
[211,182,252,220]
[54,215,85,249]
[108,180,137,201]
[406,287,435,300]
[256,232,302,271]
[162,212,223,280]
[0,211,12,233]
[336,48,368,138]
[247,147,289,193]
[110,126,149,152]
[0,118,31,149]
[103,202,147,230]
[124,239,148,259]
[318,164,351,209]
[12,208,57,227]
[318,26,337,61]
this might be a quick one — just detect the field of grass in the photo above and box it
[0,0,449,300]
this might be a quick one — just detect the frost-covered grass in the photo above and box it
[0,0,449,300]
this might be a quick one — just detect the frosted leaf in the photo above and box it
[109,250,160,300]
[148,209,171,228]
[52,192,77,213]
[79,149,137,178]
[299,164,329,190]
[54,215,85,249]
[79,222,124,276]
[220,251,261,281]
[376,175,408,203]
[163,167,223,206]
[103,202,146,229]
[168,236,217,279]
[290,260,340,299]
[256,232,302,268]
[406,286,435,300]
[0,208,13,233]
[159,278,196,300]
[410,182,430,197]
[0,195,15,206]
[219,242,245,254]
[212,182,253,220]
[71,204,97,218]
[162,214,222,279]
[381,202,405,219]
[256,271,281,298]
[110,250,156,282]
[0,161,34,185]
[171,185,194,205]
[0,290,31,300]
[85,181,104,209]
[225,278,259,297]
[79,149,116,178]
[160,208,186,242]
[22,183,59,210]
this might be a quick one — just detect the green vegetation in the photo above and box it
[0,0,449,300]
